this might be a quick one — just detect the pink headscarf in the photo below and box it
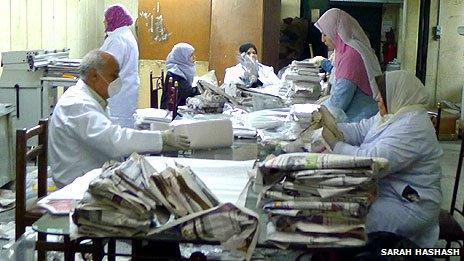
[104,5,133,32]
[315,8,381,97]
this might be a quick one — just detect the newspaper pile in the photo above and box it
[72,153,259,259]
[255,153,388,248]
[281,60,323,104]
[45,58,81,78]
[185,80,228,114]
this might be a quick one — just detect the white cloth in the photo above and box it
[100,26,140,128]
[49,80,163,188]
[375,71,430,130]
[224,63,280,87]
[333,111,442,247]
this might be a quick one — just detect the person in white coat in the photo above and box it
[224,43,280,87]
[49,50,189,188]
[322,70,442,247]
[100,4,139,128]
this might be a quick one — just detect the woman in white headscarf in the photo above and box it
[160,43,199,109]
[322,70,442,247]
[315,8,381,122]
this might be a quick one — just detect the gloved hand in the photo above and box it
[321,59,333,73]
[322,127,341,149]
[319,105,344,140]
[308,56,326,67]
[161,130,190,151]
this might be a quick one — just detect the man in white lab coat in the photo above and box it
[49,50,189,188]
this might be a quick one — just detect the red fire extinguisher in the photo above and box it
[383,29,397,65]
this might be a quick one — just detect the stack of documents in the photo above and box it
[256,153,388,248]
[133,108,172,130]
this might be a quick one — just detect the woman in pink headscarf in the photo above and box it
[100,4,139,128]
[315,8,381,122]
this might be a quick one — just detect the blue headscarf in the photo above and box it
[166,43,196,85]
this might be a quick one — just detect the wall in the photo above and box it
[137,0,211,61]
[281,0,300,19]
[209,0,265,83]
[397,0,419,73]
[0,0,138,66]
[433,1,464,104]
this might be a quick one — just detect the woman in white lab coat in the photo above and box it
[224,43,280,87]
[100,4,139,128]
[323,70,442,247]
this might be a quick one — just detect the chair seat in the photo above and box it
[439,209,464,241]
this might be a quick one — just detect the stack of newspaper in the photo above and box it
[281,60,323,104]
[72,153,259,259]
[256,153,388,248]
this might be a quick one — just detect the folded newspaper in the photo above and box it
[255,152,388,248]
[72,153,259,259]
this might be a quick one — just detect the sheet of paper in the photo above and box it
[171,119,234,149]
[147,157,254,204]
[40,158,254,212]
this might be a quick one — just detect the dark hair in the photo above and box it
[239,43,257,54]
[375,74,387,105]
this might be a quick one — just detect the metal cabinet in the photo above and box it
[0,105,15,186]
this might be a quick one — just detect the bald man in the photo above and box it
[49,50,189,187]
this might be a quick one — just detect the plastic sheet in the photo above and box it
[0,230,36,261]
[239,109,290,130]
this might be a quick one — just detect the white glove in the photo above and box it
[322,127,341,150]
[319,105,344,140]
[308,56,326,67]
[161,130,190,151]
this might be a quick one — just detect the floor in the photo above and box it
[0,140,461,260]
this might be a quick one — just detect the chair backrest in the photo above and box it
[150,69,165,109]
[165,77,178,120]
[15,119,48,238]
[450,128,464,217]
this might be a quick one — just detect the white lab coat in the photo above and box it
[100,26,140,128]
[49,80,163,187]
[333,111,442,247]
[224,63,280,87]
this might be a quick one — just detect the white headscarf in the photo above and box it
[315,8,382,96]
[166,43,196,85]
[377,70,429,129]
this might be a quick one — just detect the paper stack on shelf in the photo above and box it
[45,58,81,78]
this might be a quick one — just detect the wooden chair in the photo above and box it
[150,69,165,109]
[15,118,49,240]
[439,128,464,259]
[165,77,179,120]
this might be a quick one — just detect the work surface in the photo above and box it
[34,140,260,238]
[32,139,366,253]
[32,155,287,252]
